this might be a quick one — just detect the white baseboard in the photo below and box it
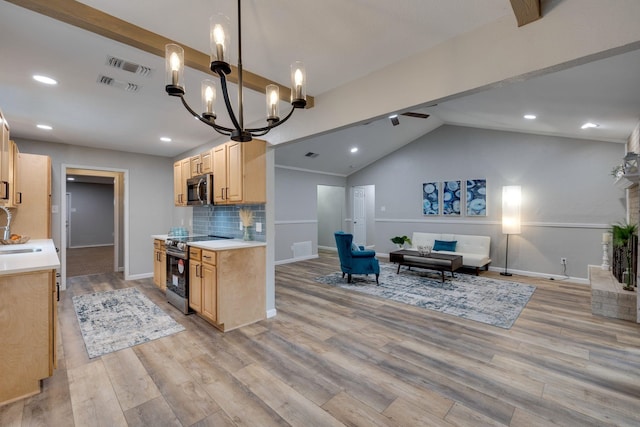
[266,309,277,318]
[126,272,153,280]
[318,245,337,252]
[275,254,319,265]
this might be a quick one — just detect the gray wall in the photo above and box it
[274,167,346,262]
[317,185,345,248]
[14,138,174,277]
[346,125,626,279]
[67,182,114,247]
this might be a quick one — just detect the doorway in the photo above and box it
[60,166,126,288]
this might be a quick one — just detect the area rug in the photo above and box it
[315,263,535,329]
[72,287,185,358]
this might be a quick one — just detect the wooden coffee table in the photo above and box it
[389,250,463,282]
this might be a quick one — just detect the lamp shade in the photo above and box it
[502,185,521,235]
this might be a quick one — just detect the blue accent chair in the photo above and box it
[334,231,380,285]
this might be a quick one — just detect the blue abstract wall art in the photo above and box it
[442,180,461,215]
[466,179,487,216]
[422,182,439,215]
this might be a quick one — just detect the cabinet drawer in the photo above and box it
[202,250,216,265]
[189,247,202,261]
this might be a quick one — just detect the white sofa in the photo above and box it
[410,232,491,274]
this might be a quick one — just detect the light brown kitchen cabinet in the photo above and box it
[11,153,52,239]
[188,247,202,313]
[153,239,166,291]
[0,109,10,204]
[190,148,213,176]
[213,139,266,205]
[173,157,191,206]
[188,245,265,331]
[201,250,217,323]
[0,269,57,405]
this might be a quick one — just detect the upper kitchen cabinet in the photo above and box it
[213,139,266,205]
[11,153,52,239]
[0,110,17,207]
[173,157,191,206]
[190,148,213,176]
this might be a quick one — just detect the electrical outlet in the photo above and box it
[560,257,567,264]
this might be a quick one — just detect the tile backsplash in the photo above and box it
[192,204,265,241]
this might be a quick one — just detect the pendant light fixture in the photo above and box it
[165,0,307,142]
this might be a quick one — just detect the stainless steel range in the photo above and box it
[165,235,231,314]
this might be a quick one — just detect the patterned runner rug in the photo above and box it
[72,287,185,358]
[315,263,535,329]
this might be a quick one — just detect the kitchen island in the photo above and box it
[152,235,266,332]
[0,239,60,405]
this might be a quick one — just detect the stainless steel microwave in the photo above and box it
[186,174,213,206]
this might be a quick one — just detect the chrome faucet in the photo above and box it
[0,206,11,240]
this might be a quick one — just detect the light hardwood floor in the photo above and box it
[1,251,640,426]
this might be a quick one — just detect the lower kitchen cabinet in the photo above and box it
[188,247,203,313]
[189,245,265,331]
[152,239,166,291]
[0,269,57,405]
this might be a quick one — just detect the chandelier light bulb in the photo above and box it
[266,84,279,120]
[170,53,180,84]
[201,80,217,117]
[213,25,225,61]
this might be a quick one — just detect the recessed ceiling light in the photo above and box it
[160,137,172,142]
[67,177,75,181]
[350,147,358,153]
[37,124,53,130]
[388,114,398,119]
[33,75,58,85]
[524,114,536,120]
[581,122,599,129]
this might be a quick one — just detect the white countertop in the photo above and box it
[0,239,61,275]
[188,239,266,250]
[152,234,265,250]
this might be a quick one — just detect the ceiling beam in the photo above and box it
[6,0,314,108]
[509,0,542,27]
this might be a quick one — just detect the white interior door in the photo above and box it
[353,186,366,246]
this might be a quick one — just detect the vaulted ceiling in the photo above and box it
[1,0,639,175]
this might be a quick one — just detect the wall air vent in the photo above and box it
[106,55,153,77]
[97,75,141,93]
[305,152,319,158]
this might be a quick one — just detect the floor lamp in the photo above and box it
[501,186,521,276]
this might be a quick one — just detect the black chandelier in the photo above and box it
[164,0,307,142]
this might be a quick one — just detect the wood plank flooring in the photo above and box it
[1,251,640,426]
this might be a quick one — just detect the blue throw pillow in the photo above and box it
[433,240,457,251]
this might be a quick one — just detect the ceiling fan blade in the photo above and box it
[401,112,430,119]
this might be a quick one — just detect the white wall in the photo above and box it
[346,125,626,279]
[14,138,174,277]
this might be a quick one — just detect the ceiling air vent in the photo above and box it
[106,55,153,77]
[97,75,141,93]
[305,152,319,158]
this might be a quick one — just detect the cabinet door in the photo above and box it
[202,263,217,323]
[0,111,9,200]
[226,141,243,202]
[189,261,202,312]
[11,153,51,239]
[159,251,166,291]
[190,154,201,176]
[201,148,213,173]
[213,144,227,203]
[173,161,183,206]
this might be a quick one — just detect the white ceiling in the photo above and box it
[0,0,639,175]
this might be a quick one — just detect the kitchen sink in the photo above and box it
[0,248,43,255]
